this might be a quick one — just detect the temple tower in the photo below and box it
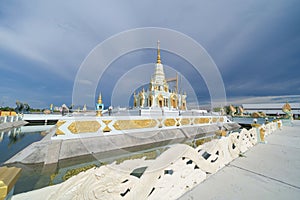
[133,41,187,110]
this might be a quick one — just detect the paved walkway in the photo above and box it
[180,120,300,200]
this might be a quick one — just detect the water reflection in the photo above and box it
[0,123,224,195]
[0,125,54,194]
[0,125,53,164]
[0,128,22,143]
[8,128,24,146]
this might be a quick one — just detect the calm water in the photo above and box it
[0,125,98,194]
[232,117,272,125]
[0,126,48,164]
[0,125,170,194]
[0,125,53,194]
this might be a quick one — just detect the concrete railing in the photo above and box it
[0,116,22,124]
[14,121,282,200]
[52,115,229,140]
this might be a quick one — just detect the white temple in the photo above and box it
[133,41,187,111]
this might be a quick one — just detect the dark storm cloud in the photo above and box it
[0,0,299,107]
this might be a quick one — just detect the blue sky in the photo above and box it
[0,0,299,109]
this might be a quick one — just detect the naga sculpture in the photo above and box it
[238,106,244,116]
[282,102,293,120]
[229,105,236,117]
[15,101,30,114]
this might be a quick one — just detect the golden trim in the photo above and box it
[55,120,66,135]
[176,118,180,126]
[194,118,210,124]
[251,124,261,128]
[180,118,190,126]
[0,111,17,117]
[164,118,176,127]
[212,118,218,123]
[0,166,21,199]
[67,121,101,134]
[158,118,163,128]
[170,93,178,108]
[260,128,265,142]
[55,129,65,135]
[113,119,157,130]
[216,130,227,137]
[56,120,66,127]
[102,120,112,132]
[219,117,224,122]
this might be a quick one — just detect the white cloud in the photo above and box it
[77,79,93,86]
[228,95,300,105]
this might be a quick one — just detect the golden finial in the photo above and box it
[97,93,102,104]
[157,40,161,64]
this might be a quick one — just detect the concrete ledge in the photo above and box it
[5,124,224,165]
[58,125,218,161]
[0,121,28,132]
[5,141,49,164]
[44,140,62,165]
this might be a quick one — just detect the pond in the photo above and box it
[0,125,52,164]
[1,125,168,194]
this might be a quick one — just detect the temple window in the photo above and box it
[159,100,163,107]
[140,99,143,107]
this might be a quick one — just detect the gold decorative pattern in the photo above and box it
[68,121,101,134]
[0,111,17,116]
[251,123,261,128]
[194,118,210,124]
[260,128,265,142]
[176,118,180,126]
[164,118,176,127]
[219,117,224,122]
[55,120,66,135]
[180,118,190,126]
[102,120,112,132]
[113,119,157,130]
[157,94,164,107]
[170,93,178,108]
[216,130,227,137]
[158,118,163,128]
[55,129,65,135]
[56,120,66,127]
[212,118,218,123]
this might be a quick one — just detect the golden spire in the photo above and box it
[97,93,102,104]
[157,40,161,64]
